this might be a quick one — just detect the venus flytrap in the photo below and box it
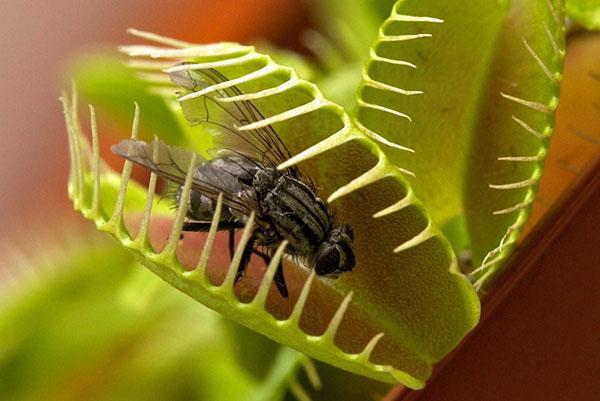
[62,0,577,392]
[348,0,566,290]
[566,0,600,29]
[63,22,480,387]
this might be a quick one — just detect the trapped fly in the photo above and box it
[112,67,355,297]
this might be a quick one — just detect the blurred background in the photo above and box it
[1,1,598,243]
[0,0,309,243]
[0,1,598,400]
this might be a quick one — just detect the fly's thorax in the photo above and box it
[256,172,333,256]
[310,223,355,277]
[253,168,280,195]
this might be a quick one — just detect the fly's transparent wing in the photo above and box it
[169,66,300,178]
[111,139,253,214]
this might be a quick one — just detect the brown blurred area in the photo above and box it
[0,0,307,243]
[391,32,600,401]
[524,32,600,233]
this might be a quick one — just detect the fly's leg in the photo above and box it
[182,222,212,232]
[273,261,288,298]
[184,223,288,297]
[235,234,256,285]
[253,249,289,298]
[228,228,235,260]
[181,222,244,254]
[180,221,213,240]
[182,221,244,232]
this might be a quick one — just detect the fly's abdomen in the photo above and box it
[178,156,259,222]
[261,175,331,255]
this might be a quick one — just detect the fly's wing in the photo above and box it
[111,139,255,215]
[169,66,302,179]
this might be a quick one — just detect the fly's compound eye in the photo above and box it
[315,247,341,276]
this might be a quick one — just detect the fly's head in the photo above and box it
[313,223,355,277]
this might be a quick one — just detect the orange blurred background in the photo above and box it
[1,1,597,244]
[0,0,307,243]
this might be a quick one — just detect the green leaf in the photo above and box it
[308,1,396,110]
[305,361,392,401]
[254,41,318,82]
[0,241,252,401]
[0,236,320,401]
[313,0,398,63]
[62,29,479,388]
[65,50,209,151]
[354,0,565,288]
[567,0,600,29]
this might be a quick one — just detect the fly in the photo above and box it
[112,67,355,297]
